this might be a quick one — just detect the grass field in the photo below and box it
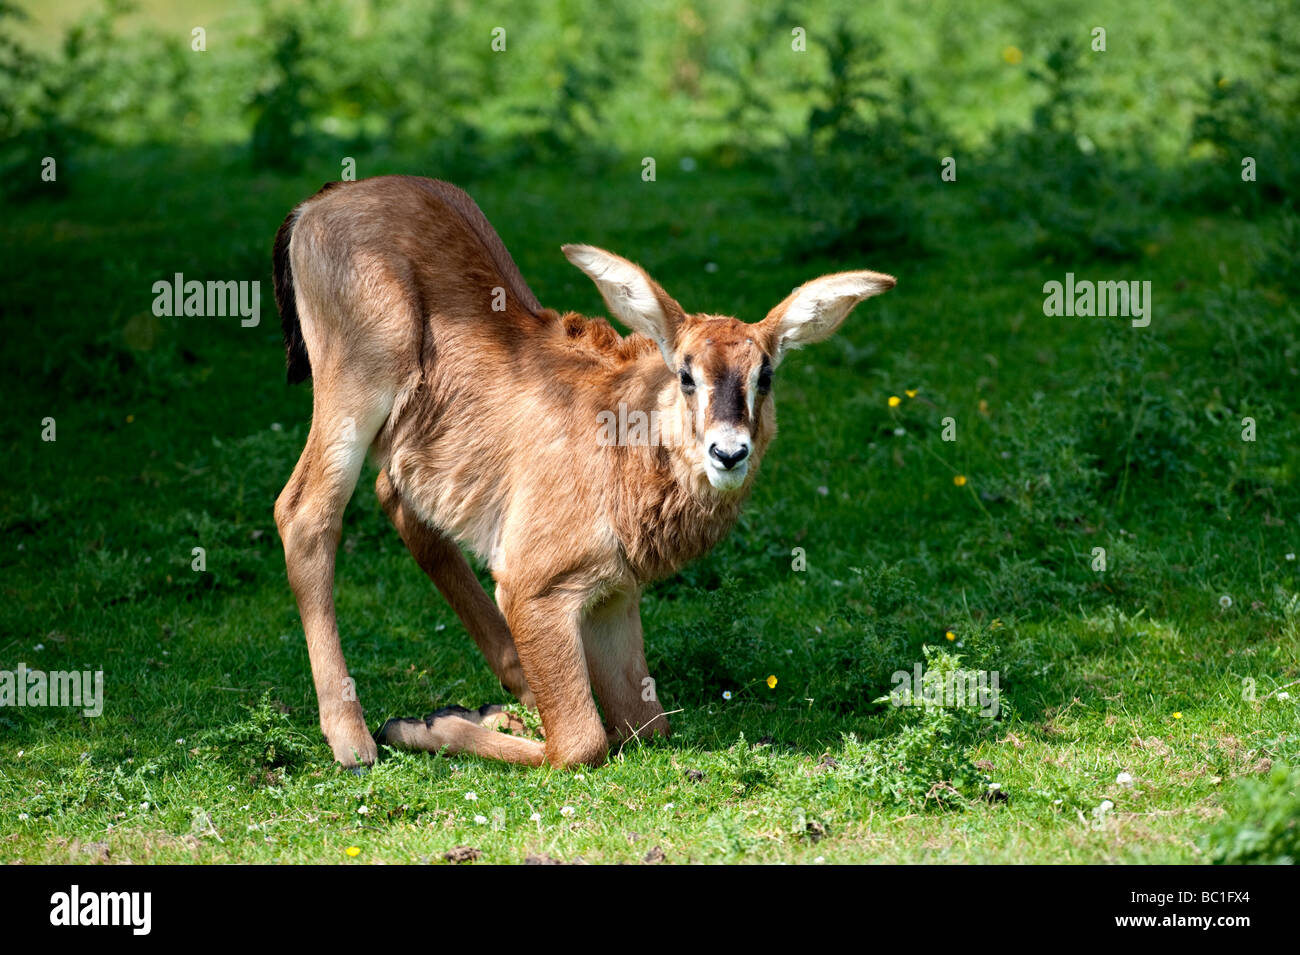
[1,0,1298,865]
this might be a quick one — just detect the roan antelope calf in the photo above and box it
[272,175,894,769]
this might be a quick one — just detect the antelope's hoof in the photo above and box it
[324,710,379,769]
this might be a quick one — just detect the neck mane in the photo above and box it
[610,352,757,584]
[542,307,766,584]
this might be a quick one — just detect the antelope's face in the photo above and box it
[562,244,895,495]
[672,317,773,492]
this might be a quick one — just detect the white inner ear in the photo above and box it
[774,271,895,364]
[563,244,676,368]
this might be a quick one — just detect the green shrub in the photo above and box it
[0,0,125,200]
[1188,8,1300,212]
[976,36,1152,261]
[837,644,996,810]
[1204,763,1300,864]
[778,20,943,258]
[246,16,315,171]
[204,691,316,784]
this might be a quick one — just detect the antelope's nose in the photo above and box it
[709,443,750,470]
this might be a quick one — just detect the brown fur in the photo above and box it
[272,175,894,769]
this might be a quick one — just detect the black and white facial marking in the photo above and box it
[676,323,774,492]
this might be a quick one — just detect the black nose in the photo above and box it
[709,443,750,470]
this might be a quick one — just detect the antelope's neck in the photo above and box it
[611,373,752,584]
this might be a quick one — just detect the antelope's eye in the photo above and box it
[757,366,773,395]
[679,369,696,393]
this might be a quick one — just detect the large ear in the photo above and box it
[562,244,686,369]
[761,270,895,365]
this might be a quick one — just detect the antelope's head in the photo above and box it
[564,244,895,494]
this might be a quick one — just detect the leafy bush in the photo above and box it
[246,16,315,171]
[976,36,1152,261]
[204,691,316,784]
[832,644,996,809]
[1204,763,1300,864]
[720,733,780,794]
[778,20,945,257]
[1188,8,1300,211]
[1073,335,1200,498]
[0,0,125,200]
[1255,205,1300,296]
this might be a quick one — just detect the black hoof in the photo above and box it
[376,716,421,740]
[423,703,504,726]
[426,704,476,723]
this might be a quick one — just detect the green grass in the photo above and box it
[2,150,1296,863]
[1,0,1298,864]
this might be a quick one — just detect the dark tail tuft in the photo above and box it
[273,207,311,384]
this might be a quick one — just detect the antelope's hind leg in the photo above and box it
[377,703,542,765]
[372,469,544,766]
[375,469,535,708]
[275,388,392,769]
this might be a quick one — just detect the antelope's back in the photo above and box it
[296,175,545,331]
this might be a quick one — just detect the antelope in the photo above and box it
[271,175,894,770]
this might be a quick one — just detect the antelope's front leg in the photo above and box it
[498,586,608,768]
[582,592,669,746]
